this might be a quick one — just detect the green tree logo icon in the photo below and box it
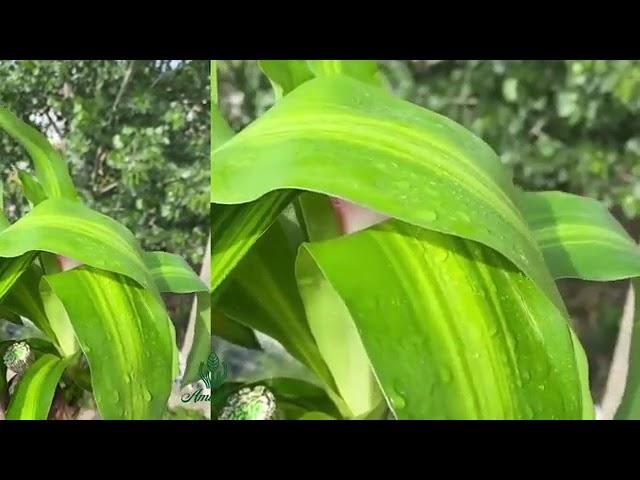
[200,350,228,390]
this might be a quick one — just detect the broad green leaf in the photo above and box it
[614,278,640,419]
[259,60,315,98]
[295,192,382,417]
[0,198,153,290]
[6,354,69,420]
[144,251,208,294]
[212,75,565,314]
[520,190,640,280]
[297,249,382,417]
[0,253,35,303]
[215,219,336,396]
[570,328,595,420]
[182,292,212,387]
[212,105,234,150]
[213,310,261,351]
[307,60,383,86]
[212,191,296,294]
[0,107,78,201]
[142,251,210,387]
[45,266,176,420]
[258,60,383,100]
[2,265,56,341]
[211,99,295,293]
[300,220,585,419]
[296,192,342,241]
[39,279,78,357]
[16,170,47,206]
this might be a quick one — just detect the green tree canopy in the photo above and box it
[0,60,210,266]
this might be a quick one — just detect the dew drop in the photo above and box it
[420,210,438,222]
[435,247,450,262]
[389,389,406,410]
[143,389,152,402]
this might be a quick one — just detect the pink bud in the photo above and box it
[57,255,83,272]
[329,197,390,235]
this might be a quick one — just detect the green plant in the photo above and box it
[0,107,210,420]
[211,60,640,420]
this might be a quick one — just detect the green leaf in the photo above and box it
[307,60,383,86]
[6,354,69,420]
[212,105,234,150]
[215,219,336,395]
[2,265,56,341]
[0,198,153,290]
[520,191,640,280]
[300,220,585,419]
[615,278,640,419]
[259,61,315,98]
[0,253,36,304]
[295,192,382,417]
[182,292,212,387]
[39,278,78,357]
[0,107,78,201]
[212,310,261,351]
[212,75,565,315]
[16,170,47,206]
[143,251,208,294]
[212,191,297,294]
[45,266,176,419]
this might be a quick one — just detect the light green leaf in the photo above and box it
[307,60,383,86]
[39,278,78,357]
[182,292,211,387]
[215,219,336,395]
[295,192,382,417]
[16,170,47,206]
[212,191,296,294]
[45,266,176,420]
[0,198,153,290]
[0,107,78,201]
[143,251,208,294]
[259,60,315,98]
[6,354,69,420]
[0,253,35,304]
[615,278,640,419]
[2,265,56,341]
[300,220,585,419]
[521,190,640,280]
[212,75,565,315]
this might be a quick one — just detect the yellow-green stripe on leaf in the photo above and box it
[45,266,176,420]
[6,354,70,420]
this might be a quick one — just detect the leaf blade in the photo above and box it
[0,107,78,201]
[6,354,69,420]
[45,266,176,420]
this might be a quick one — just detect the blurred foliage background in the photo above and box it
[217,59,640,403]
[0,60,210,342]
